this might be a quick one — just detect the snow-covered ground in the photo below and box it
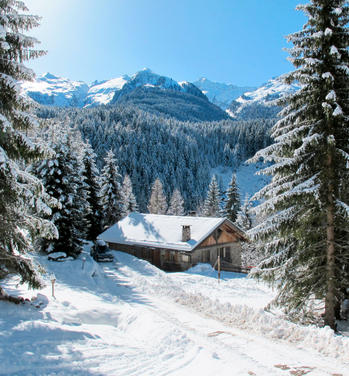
[1,247,348,376]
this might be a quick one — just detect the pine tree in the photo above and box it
[0,1,57,289]
[236,194,258,268]
[121,174,138,217]
[249,1,349,329]
[69,136,91,242]
[167,189,185,216]
[223,174,240,222]
[148,178,167,214]
[82,142,103,239]
[100,150,123,227]
[203,176,221,217]
[236,194,252,231]
[35,133,85,258]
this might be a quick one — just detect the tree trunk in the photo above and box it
[324,150,337,330]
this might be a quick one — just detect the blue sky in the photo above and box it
[25,0,306,86]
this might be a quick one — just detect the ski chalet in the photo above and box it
[98,212,247,272]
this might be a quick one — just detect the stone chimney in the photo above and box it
[182,225,191,242]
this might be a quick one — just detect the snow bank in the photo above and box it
[115,252,349,363]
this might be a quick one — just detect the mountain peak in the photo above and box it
[226,77,299,120]
[41,72,59,80]
[194,78,257,110]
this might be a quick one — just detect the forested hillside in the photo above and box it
[36,105,273,211]
[114,86,229,122]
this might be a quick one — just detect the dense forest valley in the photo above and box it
[35,103,273,212]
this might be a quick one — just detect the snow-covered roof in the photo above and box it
[98,213,233,252]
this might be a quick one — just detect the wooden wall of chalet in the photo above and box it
[106,220,244,272]
[197,221,240,249]
[108,242,187,271]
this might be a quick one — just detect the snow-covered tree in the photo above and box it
[100,150,123,227]
[223,174,240,222]
[236,194,253,231]
[39,104,273,212]
[203,176,221,217]
[236,194,259,269]
[148,178,167,214]
[167,189,185,216]
[0,1,57,289]
[69,136,91,242]
[121,174,138,217]
[34,133,86,258]
[248,0,349,329]
[82,142,103,239]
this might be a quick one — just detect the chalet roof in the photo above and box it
[98,212,243,252]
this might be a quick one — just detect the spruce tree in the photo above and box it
[35,133,85,258]
[82,142,103,239]
[100,150,123,227]
[203,176,221,217]
[249,1,349,329]
[236,194,252,231]
[223,174,240,222]
[167,189,185,216]
[0,1,57,289]
[148,178,168,214]
[69,136,91,242]
[121,174,138,217]
[236,194,258,268]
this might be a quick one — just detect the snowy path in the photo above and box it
[0,250,348,375]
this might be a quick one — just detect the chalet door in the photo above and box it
[219,247,231,262]
[152,249,161,267]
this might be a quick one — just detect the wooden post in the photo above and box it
[218,255,221,284]
[50,274,56,298]
[82,256,86,270]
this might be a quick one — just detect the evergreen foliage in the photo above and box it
[121,174,138,217]
[115,86,229,122]
[203,176,221,217]
[100,150,123,227]
[167,189,185,216]
[223,174,240,222]
[34,131,86,258]
[0,0,57,288]
[249,1,349,329]
[148,178,168,214]
[35,105,273,211]
[82,142,103,239]
[236,194,253,231]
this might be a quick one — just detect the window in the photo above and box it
[181,254,191,263]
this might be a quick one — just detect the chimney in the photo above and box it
[182,225,191,242]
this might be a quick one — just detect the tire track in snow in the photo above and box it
[106,252,349,375]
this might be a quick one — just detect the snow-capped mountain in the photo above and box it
[21,71,300,121]
[21,69,207,109]
[111,68,207,103]
[84,75,130,107]
[227,78,299,120]
[21,72,89,107]
[193,78,256,110]
[20,69,230,122]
